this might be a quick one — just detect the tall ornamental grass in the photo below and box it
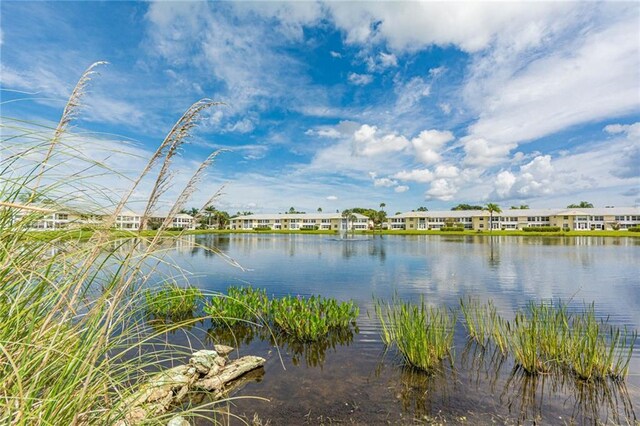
[0,62,232,424]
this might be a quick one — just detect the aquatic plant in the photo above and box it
[375,296,456,372]
[270,295,359,342]
[144,283,203,319]
[204,286,270,326]
[566,304,636,381]
[459,297,509,354]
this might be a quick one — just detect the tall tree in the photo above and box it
[485,203,502,232]
[451,203,484,211]
[379,202,386,211]
[204,205,217,227]
[567,201,594,208]
[317,207,322,212]
[416,206,428,211]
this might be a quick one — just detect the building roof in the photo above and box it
[389,207,640,219]
[232,212,369,220]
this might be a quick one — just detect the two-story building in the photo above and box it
[229,213,370,231]
[387,207,640,231]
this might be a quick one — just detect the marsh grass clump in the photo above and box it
[566,304,636,381]
[375,296,456,372]
[460,299,637,381]
[144,283,203,320]
[459,298,508,354]
[204,286,270,326]
[270,295,359,342]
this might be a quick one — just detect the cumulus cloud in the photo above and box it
[353,124,410,156]
[348,72,374,85]
[395,185,409,193]
[326,195,338,201]
[426,178,458,201]
[463,137,516,167]
[393,168,434,183]
[434,165,459,178]
[438,103,452,115]
[411,129,454,164]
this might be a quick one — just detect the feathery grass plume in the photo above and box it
[139,100,224,231]
[29,61,108,203]
[0,66,255,424]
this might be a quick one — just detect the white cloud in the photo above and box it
[326,195,338,201]
[325,2,573,53]
[393,168,434,183]
[463,137,516,167]
[330,51,342,58]
[366,51,399,71]
[395,76,430,114]
[373,177,398,187]
[426,178,458,201]
[438,103,452,115]
[379,52,398,68]
[462,9,639,167]
[353,124,410,157]
[225,118,255,134]
[348,72,374,86]
[411,129,454,165]
[604,122,640,139]
[429,66,447,78]
[434,165,459,179]
[395,185,409,193]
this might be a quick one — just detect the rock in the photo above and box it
[167,416,190,426]
[213,344,234,356]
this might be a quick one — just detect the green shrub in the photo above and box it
[522,226,561,232]
[440,227,465,232]
[627,226,640,232]
[144,284,203,320]
[253,226,272,231]
[205,286,270,326]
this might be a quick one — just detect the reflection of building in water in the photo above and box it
[229,213,370,231]
[389,207,640,231]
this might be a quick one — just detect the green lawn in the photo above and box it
[27,228,640,241]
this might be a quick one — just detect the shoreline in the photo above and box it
[27,228,640,241]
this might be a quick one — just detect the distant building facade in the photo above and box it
[229,213,370,231]
[388,207,640,231]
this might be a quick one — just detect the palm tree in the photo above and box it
[341,209,352,236]
[317,207,322,213]
[485,203,502,232]
[204,205,216,228]
[379,202,386,211]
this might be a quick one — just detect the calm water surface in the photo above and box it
[158,234,640,424]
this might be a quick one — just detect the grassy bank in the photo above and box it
[28,227,640,241]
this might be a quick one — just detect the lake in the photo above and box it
[155,234,640,424]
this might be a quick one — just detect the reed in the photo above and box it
[375,296,456,372]
[0,63,233,424]
[459,297,508,353]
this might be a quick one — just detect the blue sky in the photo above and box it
[1,1,639,214]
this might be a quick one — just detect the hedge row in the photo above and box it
[522,226,562,232]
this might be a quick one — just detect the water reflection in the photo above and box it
[108,233,639,423]
[205,324,357,369]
